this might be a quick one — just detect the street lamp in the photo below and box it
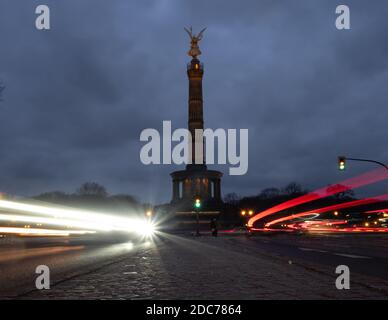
[240,209,254,218]
[241,209,254,218]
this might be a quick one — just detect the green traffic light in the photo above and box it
[194,198,201,208]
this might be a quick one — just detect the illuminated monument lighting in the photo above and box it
[169,27,223,224]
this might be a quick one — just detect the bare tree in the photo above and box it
[110,194,138,205]
[34,191,68,201]
[327,184,355,200]
[223,192,241,205]
[281,182,305,196]
[76,182,108,197]
[259,187,281,199]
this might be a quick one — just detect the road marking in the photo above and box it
[299,247,328,253]
[0,246,84,263]
[299,247,372,259]
[333,253,371,259]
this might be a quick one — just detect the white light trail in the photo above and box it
[0,199,156,237]
[0,227,95,236]
[0,213,111,231]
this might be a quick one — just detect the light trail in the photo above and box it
[264,213,320,228]
[294,226,388,233]
[249,227,294,233]
[364,209,388,214]
[0,213,111,231]
[0,227,95,236]
[285,218,388,233]
[265,194,388,227]
[248,168,388,227]
[0,199,156,237]
[287,220,348,230]
[0,199,135,229]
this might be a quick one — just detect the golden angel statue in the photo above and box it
[184,26,206,58]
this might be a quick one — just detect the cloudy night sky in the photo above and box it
[0,0,387,204]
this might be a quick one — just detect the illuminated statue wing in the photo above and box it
[197,27,207,40]
[184,26,193,39]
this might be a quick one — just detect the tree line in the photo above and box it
[33,182,146,216]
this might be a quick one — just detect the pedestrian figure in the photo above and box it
[210,218,218,237]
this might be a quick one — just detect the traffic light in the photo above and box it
[194,197,201,209]
[338,156,346,171]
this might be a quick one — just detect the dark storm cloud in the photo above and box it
[0,0,387,203]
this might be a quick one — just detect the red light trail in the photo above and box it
[249,227,294,233]
[265,194,388,227]
[288,225,388,233]
[264,213,320,228]
[247,168,388,227]
[286,220,349,230]
[364,209,388,214]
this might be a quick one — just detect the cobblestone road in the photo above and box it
[24,234,388,299]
